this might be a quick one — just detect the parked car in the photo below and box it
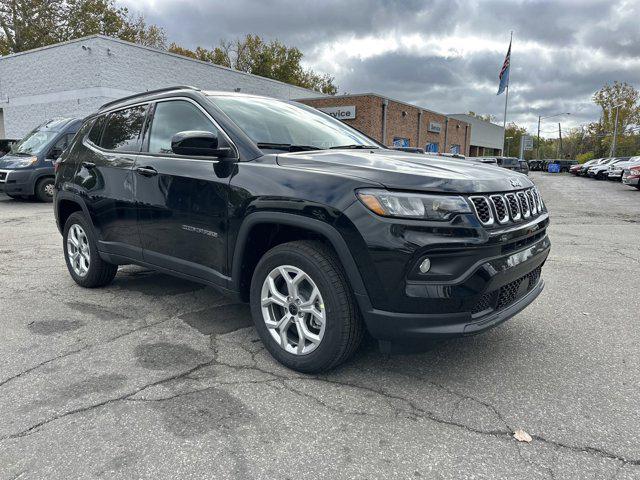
[494,156,529,175]
[608,156,640,181]
[569,162,586,175]
[528,159,546,171]
[54,86,550,373]
[0,117,82,201]
[0,139,19,157]
[594,157,630,180]
[578,158,603,176]
[587,157,618,178]
[622,164,640,189]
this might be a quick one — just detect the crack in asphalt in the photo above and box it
[1,357,216,440]
[0,317,173,390]
[2,330,639,471]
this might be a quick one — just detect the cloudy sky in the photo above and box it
[122,0,640,136]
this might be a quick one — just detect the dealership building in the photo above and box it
[447,113,504,157]
[298,94,471,155]
[0,35,476,155]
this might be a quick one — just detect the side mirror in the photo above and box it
[171,131,233,158]
[49,147,63,160]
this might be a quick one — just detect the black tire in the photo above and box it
[63,212,117,288]
[250,240,364,373]
[35,177,54,202]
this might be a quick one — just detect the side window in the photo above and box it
[101,105,147,152]
[87,116,106,145]
[148,100,218,155]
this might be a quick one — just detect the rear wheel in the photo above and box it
[63,212,117,288]
[250,240,364,373]
[35,177,54,202]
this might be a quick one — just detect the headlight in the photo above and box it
[13,156,38,168]
[357,189,471,220]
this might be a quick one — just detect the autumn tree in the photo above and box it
[0,0,166,54]
[169,34,337,95]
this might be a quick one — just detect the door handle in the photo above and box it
[135,166,158,177]
[81,161,95,169]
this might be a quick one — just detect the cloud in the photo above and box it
[122,0,640,135]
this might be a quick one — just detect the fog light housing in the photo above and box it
[419,258,431,274]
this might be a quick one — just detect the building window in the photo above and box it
[392,137,410,148]
[426,142,439,153]
[450,144,461,154]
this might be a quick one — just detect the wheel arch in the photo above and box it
[231,212,369,308]
[55,192,95,235]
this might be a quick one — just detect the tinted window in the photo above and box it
[101,105,147,152]
[87,116,106,145]
[148,101,217,155]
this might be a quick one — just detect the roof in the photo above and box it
[297,92,459,120]
[0,34,323,98]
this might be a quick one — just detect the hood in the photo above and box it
[0,154,37,169]
[276,149,533,194]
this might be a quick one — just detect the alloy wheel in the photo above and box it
[67,224,90,277]
[44,182,55,197]
[260,265,326,355]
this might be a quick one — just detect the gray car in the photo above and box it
[0,117,82,202]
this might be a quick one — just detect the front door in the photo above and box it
[134,99,230,285]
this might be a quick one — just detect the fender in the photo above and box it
[54,189,96,235]
[231,211,372,309]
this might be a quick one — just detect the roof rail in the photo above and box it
[99,85,200,111]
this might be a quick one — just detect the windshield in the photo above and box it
[10,127,58,155]
[208,95,378,150]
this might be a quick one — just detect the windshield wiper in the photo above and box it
[329,144,378,150]
[256,142,323,152]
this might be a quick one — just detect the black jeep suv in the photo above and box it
[54,86,550,373]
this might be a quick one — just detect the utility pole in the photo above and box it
[557,123,563,158]
[610,104,622,157]
[537,116,541,160]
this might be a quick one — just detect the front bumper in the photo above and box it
[359,234,550,343]
[623,174,640,186]
[0,168,39,195]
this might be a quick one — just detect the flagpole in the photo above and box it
[502,31,512,155]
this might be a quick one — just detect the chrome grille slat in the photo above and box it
[489,195,509,224]
[505,193,521,221]
[526,190,537,215]
[470,196,494,226]
[517,191,531,218]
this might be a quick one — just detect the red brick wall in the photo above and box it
[299,95,471,155]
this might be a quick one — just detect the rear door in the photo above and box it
[74,105,147,258]
[133,98,231,285]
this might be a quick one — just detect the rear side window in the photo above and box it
[101,105,147,152]
[148,100,217,155]
[87,116,106,145]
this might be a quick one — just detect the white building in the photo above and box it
[0,35,322,138]
[447,113,505,157]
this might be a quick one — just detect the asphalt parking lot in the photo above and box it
[0,172,639,479]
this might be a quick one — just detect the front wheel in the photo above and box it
[63,212,118,288]
[35,177,55,202]
[250,240,364,373]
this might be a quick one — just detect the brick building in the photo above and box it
[297,93,472,156]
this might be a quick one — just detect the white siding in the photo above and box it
[448,114,504,151]
[0,35,324,138]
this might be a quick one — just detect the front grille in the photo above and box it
[470,188,544,227]
[471,266,543,317]
[470,197,493,225]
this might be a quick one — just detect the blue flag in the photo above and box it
[497,40,511,95]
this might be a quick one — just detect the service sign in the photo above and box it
[318,105,356,120]
[523,135,534,151]
[428,121,442,133]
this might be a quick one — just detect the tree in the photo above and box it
[169,34,338,95]
[0,0,166,54]
[504,122,527,157]
[467,111,496,123]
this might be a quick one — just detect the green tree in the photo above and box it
[170,34,337,95]
[0,0,166,54]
